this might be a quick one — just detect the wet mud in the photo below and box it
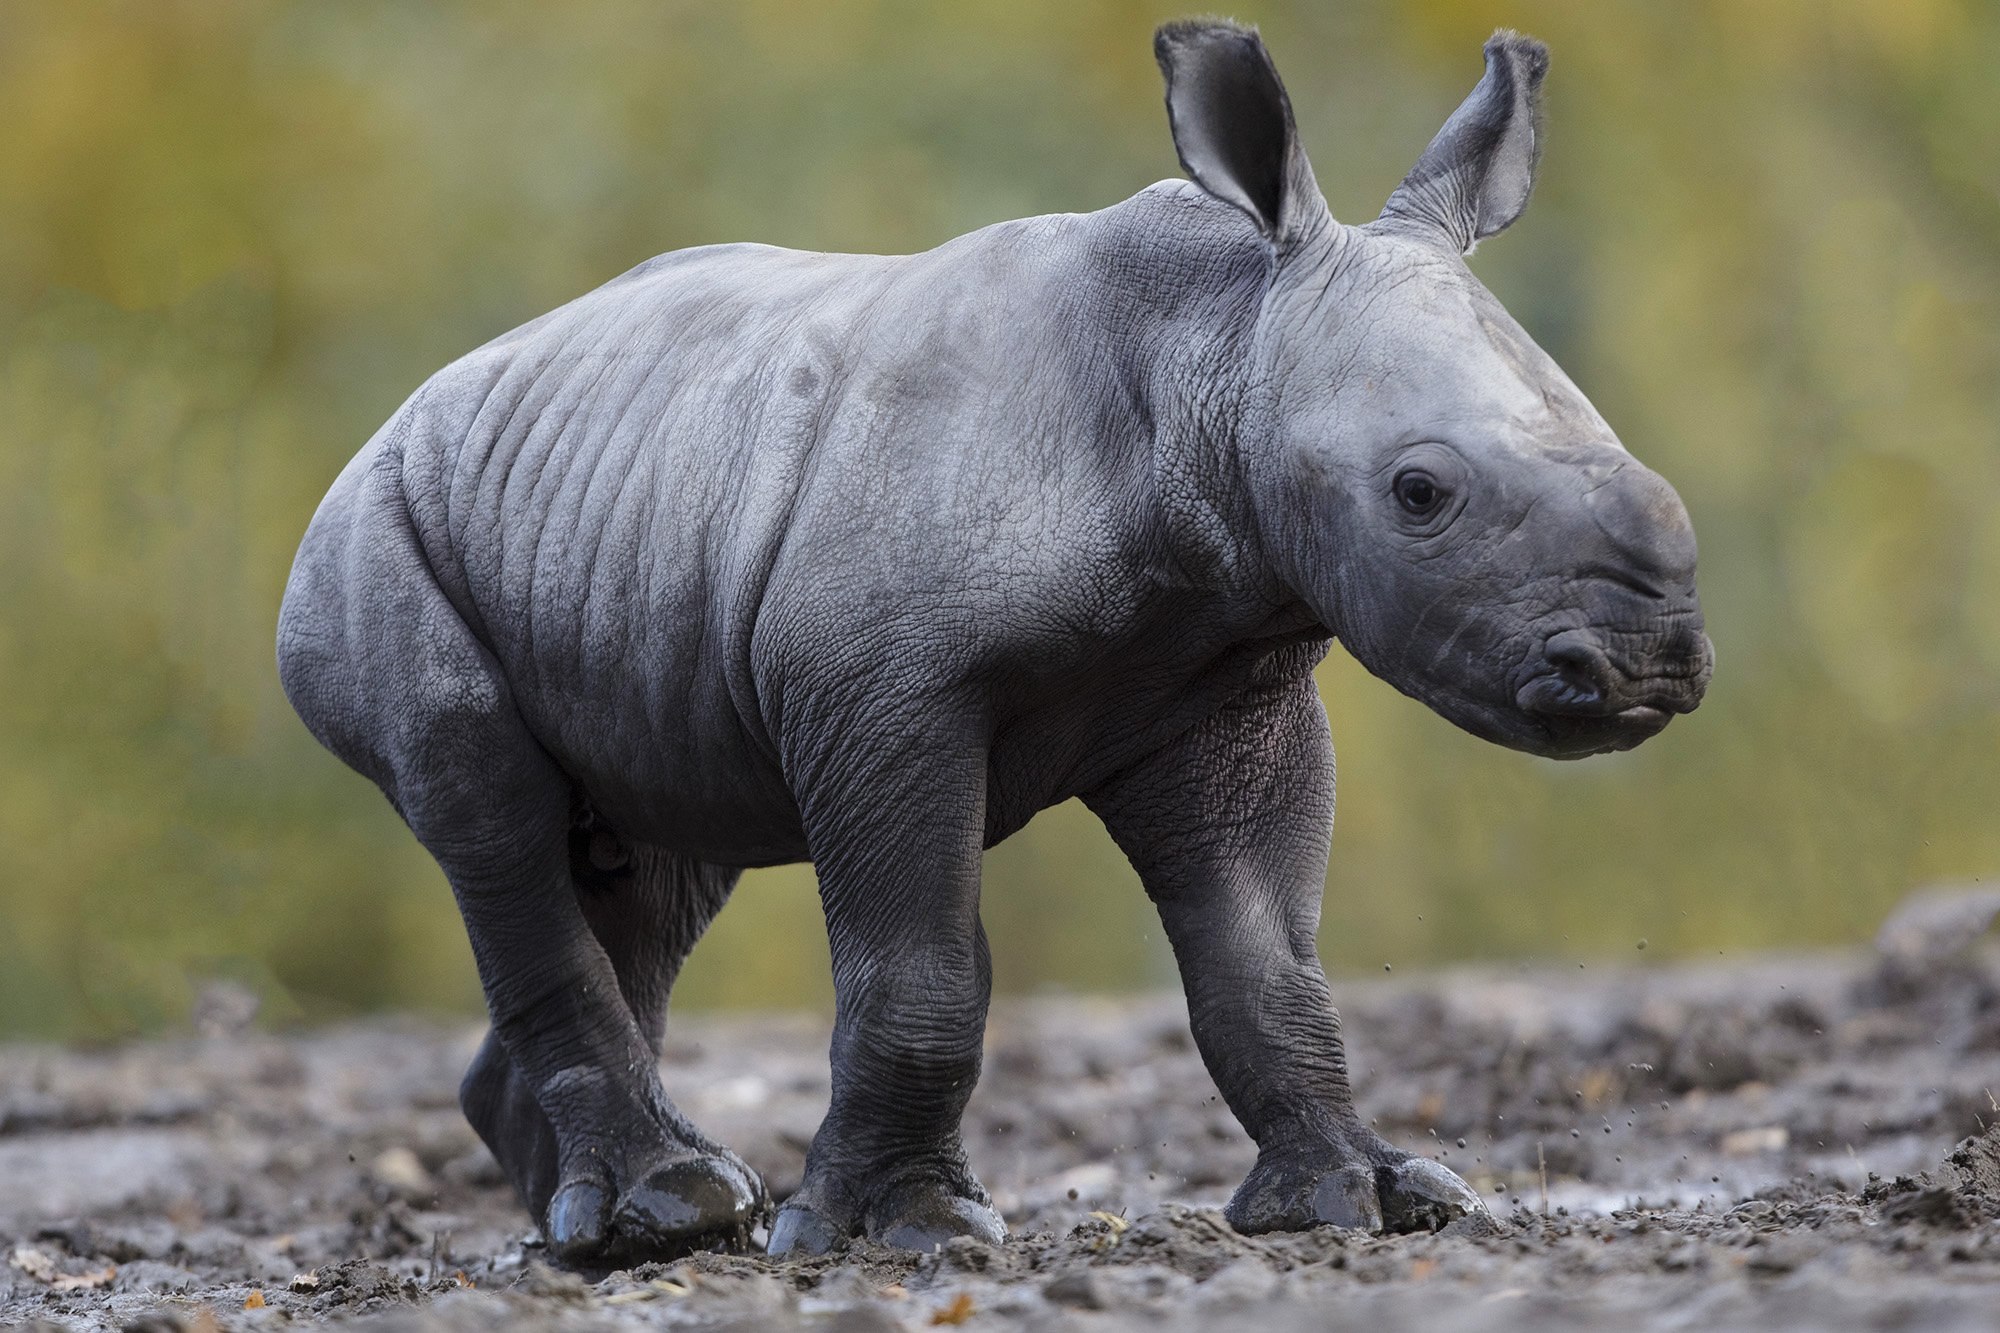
[5,904,1999,1330]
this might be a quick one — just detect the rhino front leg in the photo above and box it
[1086,676,1485,1235]
[767,709,1003,1256]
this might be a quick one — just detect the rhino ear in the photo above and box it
[1378,31,1548,253]
[1155,20,1327,250]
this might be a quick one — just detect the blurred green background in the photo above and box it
[2,0,1996,1039]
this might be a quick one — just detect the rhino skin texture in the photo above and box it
[277,20,1713,1264]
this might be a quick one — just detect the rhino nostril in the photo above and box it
[1543,630,1612,699]
[1511,629,1618,717]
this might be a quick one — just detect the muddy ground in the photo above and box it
[5,897,2000,1331]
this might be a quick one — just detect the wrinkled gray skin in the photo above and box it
[277,22,1712,1265]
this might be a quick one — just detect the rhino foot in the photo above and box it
[544,1150,765,1267]
[768,1162,1004,1257]
[1226,1136,1485,1236]
[461,1032,767,1267]
[766,1199,846,1258]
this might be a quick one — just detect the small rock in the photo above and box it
[937,1234,1001,1275]
[192,980,262,1038]
[515,1261,590,1301]
[1875,886,2000,965]
[1043,1269,1105,1309]
[438,1147,507,1189]
[1197,1258,1284,1302]
[828,1306,907,1333]
[369,1146,434,1199]
[1721,1126,1788,1156]
[113,1260,200,1295]
[1047,1162,1118,1203]
[1443,1210,1508,1240]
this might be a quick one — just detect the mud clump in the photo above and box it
[1943,1123,2000,1217]
[1869,1123,2000,1229]
[4,939,2000,1331]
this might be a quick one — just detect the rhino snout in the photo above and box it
[1498,459,1712,753]
[1516,624,1712,748]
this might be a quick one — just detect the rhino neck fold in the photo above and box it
[1085,188,1301,620]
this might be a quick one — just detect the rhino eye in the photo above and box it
[1394,470,1443,516]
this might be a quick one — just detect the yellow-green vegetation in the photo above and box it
[2,1,1995,1038]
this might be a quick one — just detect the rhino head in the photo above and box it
[1158,22,1713,758]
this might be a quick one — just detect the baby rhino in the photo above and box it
[279,21,1711,1263]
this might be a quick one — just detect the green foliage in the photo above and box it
[1,0,1995,1038]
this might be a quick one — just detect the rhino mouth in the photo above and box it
[1500,627,1712,758]
[1514,675,1700,723]
[1515,628,1710,718]
[1521,700,1677,756]
[1387,625,1712,760]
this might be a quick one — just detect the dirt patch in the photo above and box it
[5,932,2000,1331]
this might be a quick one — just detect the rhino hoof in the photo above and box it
[1309,1164,1385,1230]
[545,1178,614,1264]
[612,1154,762,1252]
[769,1201,850,1257]
[1376,1156,1486,1233]
[873,1194,1006,1253]
[1227,1144,1487,1236]
[764,1200,844,1248]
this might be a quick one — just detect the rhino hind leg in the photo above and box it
[405,708,761,1267]
[280,483,760,1267]
[458,842,762,1261]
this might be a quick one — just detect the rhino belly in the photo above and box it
[506,618,808,867]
